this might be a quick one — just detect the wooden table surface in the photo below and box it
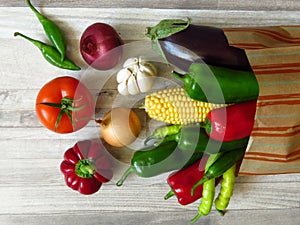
[1,1,300,224]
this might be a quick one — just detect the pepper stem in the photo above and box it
[116,166,135,186]
[26,0,45,21]
[172,71,186,81]
[190,213,202,224]
[14,32,43,50]
[75,159,95,178]
[190,176,209,196]
[202,119,212,134]
[164,190,175,200]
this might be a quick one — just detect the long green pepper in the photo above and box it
[191,147,245,195]
[26,0,66,61]
[191,178,216,223]
[214,164,236,215]
[190,153,219,223]
[14,32,80,70]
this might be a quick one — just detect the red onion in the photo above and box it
[80,23,124,70]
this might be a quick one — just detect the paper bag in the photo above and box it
[223,26,300,175]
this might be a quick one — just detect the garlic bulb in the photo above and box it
[117,57,157,95]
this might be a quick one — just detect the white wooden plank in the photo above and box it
[1,154,300,186]
[0,182,299,214]
[3,0,300,11]
[1,209,300,225]
[2,7,300,41]
[1,7,300,90]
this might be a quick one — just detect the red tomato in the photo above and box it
[36,76,94,133]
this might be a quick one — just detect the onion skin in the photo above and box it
[97,107,141,147]
[80,23,124,70]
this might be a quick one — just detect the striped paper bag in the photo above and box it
[224,26,300,175]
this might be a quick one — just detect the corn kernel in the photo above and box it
[144,88,228,125]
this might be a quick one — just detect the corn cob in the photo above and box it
[144,87,228,125]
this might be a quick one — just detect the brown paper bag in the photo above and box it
[224,26,300,175]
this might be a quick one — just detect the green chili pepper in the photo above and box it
[191,147,245,195]
[146,124,249,155]
[144,124,182,143]
[26,0,66,61]
[14,32,80,70]
[190,153,218,223]
[214,164,236,215]
[116,141,203,186]
[173,63,259,104]
[191,178,216,223]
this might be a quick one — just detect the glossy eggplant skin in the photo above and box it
[146,19,252,72]
[158,24,252,72]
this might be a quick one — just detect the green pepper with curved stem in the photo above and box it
[190,153,220,223]
[146,124,249,155]
[173,63,259,104]
[116,141,203,186]
[26,0,66,61]
[191,147,245,195]
[14,32,80,70]
[191,178,216,223]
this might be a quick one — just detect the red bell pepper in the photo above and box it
[164,156,208,205]
[60,139,113,195]
[203,100,257,142]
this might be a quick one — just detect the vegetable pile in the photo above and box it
[15,2,259,222]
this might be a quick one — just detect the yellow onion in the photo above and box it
[96,107,141,147]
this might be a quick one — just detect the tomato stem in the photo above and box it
[37,96,86,131]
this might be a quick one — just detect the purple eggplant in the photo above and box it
[145,19,252,72]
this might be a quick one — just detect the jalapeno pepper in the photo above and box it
[146,124,250,155]
[164,156,208,205]
[173,63,259,104]
[203,100,257,142]
[116,141,203,186]
[145,18,252,72]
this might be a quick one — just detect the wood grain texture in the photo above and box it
[2,209,300,225]
[3,0,300,11]
[1,1,300,224]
